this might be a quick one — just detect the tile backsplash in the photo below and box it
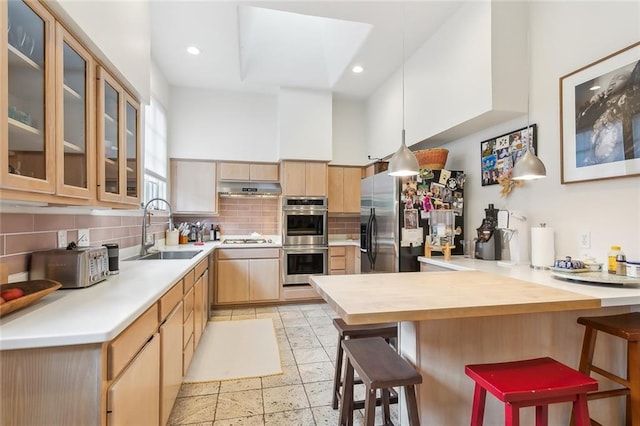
[0,200,361,276]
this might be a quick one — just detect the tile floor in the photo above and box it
[168,303,400,425]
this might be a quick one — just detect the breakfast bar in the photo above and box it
[310,268,640,425]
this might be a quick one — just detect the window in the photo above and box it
[143,97,168,209]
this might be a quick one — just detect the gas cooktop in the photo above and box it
[221,238,272,244]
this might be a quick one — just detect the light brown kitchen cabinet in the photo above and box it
[216,248,280,304]
[218,161,279,182]
[193,258,208,347]
[170,159,217,214]
[329,245,359,275]
[281,160,328,196]
[328,166,361,214]
[55,23,95,199]
[0,255,211,426]
[107,333,160,426]
[159,282,184,426]
[96,67,140,206]
[1,0,56,194]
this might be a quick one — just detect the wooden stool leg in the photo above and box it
[628,340,639,426]
[470,383,486,426]
[364,387,376,426]
[535,405,548,426]
[339,357,355,426]
[572,327,597,426]
[333,336,345,409]
[505,403,520,426]
[405,385,420,426]
[381,388,391,425]
[572,394,591,426]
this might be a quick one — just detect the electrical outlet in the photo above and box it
[77,228,90,247]
[579,231,591,249]
[57,230,67,248]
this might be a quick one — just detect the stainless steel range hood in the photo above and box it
[218,181,282,197]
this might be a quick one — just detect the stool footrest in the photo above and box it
[586,387,630,401]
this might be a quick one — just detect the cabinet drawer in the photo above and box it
[159,280,183,322]
[183,333,194,376]
[330,246,346,256]
[330,257,346,270]
[217,248,279,260]
[183,310,194,348]
[183,269,195,292]
[195,258,208,279]
[108,304,159,380]
[183,286,194,319]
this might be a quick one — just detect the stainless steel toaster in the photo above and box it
[30,247,110,288]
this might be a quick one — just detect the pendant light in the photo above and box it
[388,2,419,177]
[512,7,546,181]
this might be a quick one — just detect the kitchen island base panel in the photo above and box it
[397,307,630,426]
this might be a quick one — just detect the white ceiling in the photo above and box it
[150,1,462,99]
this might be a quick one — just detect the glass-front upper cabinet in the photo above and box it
[97,67,140,205]
[124,94,140,203]
[1,0,55,193]
[55,23,94,199]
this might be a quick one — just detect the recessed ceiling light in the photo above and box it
[187,46,200,55]
[352,65,364,74]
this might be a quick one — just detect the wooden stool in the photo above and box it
[574,312,640,426]
[465,357,598,426]
[331,318,398,410]
[339,337,421,426]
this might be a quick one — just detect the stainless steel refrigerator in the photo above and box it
[360,170,465,273]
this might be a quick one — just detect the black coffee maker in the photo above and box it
[475,204,501,260]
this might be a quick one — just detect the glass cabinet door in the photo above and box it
[124,95,140,203]
[56,23,94,199]
[1,0,55,193]
[97,67,140,205]
[97,68,121,202]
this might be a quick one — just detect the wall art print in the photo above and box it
[480,125,537,186]
[560,41,640,184]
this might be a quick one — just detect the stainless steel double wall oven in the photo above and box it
[282,197,328,285]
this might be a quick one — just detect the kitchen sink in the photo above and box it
[128,250,203,261]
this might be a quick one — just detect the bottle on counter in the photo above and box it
[608,245,624,274]
[616,253,627,276]
[214,225,221,241]
[210,224,215,241]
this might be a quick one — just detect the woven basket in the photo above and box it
[414,148,449,170]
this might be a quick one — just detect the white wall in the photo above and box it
[278,88,332,161]
[434,1,640,263]
[51,0,151,102]
[168,87,278,161]
[332,97,367,165]
[150,61,170,110]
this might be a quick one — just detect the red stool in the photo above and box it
[465,357,598,426]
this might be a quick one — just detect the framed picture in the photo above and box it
[480,125,537,186]
[560,42,640,184]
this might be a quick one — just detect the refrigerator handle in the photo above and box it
[370,212,378,269]
[366,210,374,268]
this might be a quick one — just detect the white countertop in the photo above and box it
[0,243,220,351]
[418,256,640,308]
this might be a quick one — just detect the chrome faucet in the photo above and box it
[141,198,173,256]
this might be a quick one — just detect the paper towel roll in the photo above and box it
[530,226,555,268]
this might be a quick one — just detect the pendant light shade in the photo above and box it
[388,130,419,176]
[511,5,546,182]
[388,2,418,177]
[511,149,546,180]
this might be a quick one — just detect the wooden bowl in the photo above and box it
[0,279,62,318]
[414,148,449,170]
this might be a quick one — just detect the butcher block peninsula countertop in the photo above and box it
[310,270,601,325]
